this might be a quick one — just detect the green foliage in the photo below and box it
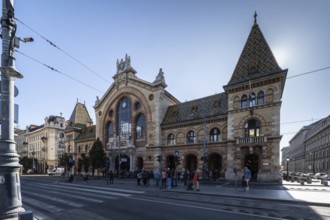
[19,156,32,172]
[89,138,105,175]
[81,153,90,172]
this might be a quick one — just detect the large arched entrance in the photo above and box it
[184,154,197,172]
[208,153,222,180]
[166,155,175,170]
[245,154,259,180]
[115,154,130,177]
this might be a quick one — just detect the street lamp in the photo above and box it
[286,157,289,180]
[310,152,315,174]
[41,136,48,173]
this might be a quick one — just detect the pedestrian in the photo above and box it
[109,170,114,184]
[142,170,148,187]
[192,169,200,191]
[243,166,252,191]
[166,168,172,189]
[154,171,160,187]
[161,169,167,189]
[137,171,142,185]
[183,170,188,187]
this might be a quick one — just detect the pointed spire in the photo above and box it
[226,13,282,86]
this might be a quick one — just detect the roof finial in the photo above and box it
[254,11,257,24]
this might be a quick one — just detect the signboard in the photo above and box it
[0,102,19,124]
[121,158,127,162]
[263,162,270,166]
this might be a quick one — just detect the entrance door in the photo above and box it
[185,154,197,172]
[208,153,222,180]
[136,157,143,171]
[245,154,259,180]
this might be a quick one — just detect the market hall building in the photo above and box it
[94,14,287,182]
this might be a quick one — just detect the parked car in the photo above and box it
[313,173,326,179]
[26,169,34,174]
[48,167,65,176]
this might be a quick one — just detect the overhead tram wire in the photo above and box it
[287,66,330,79]
[16,50,104,94]
[14,16,112,85]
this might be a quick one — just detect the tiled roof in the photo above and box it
[227,20,282,86]
[75,125,96,142]
[162,93,228,125]
[65,102,92,130]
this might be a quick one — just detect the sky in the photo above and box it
[10,0,330,150]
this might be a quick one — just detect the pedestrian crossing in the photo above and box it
[21,182,144,220]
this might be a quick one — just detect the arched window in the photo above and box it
[249,93,256,107]
[210,128,220,142]
[257,91,264,105]
[108,122,114,138]
[241,95,248,108]
[187,130,196,144]
[244,119,260,137]
[167,133,175,145]
[136,114,146,139]
[117,97,131,137]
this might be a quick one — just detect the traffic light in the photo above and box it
[200,156,207,161]
[156,155,162,162]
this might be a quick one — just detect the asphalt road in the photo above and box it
[18,175,282,220]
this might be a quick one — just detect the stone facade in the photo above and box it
[18,115,66,173]
[283,115,330,174]
[94,14,287,182]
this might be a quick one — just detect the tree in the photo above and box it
[77,158,83,173]
[89,138,105,176]
[81,153,90,173]
[19,156,32,172]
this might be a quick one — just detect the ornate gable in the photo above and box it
[227,12,282,86]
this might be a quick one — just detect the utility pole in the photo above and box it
[0,0,32,219]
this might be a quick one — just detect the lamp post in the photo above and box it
[310,152,315,174]
[41,136,48,173]
[286,157,289,180]
[0,1,33,218]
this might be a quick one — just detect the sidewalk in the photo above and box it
[76,177,330,206]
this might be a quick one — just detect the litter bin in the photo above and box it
[307,176,312,184]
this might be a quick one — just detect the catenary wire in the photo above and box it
[15,50,104,94]
[14,16,112,85]
[287,66,330,79]
[13,17,329,133]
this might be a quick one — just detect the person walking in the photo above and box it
[183,170,189,187]
[243,166,252,191]
[109,170,114,184]
[192,169,200,191]
[161,169,167,189]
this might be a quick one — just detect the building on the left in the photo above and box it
[15,115,66,173]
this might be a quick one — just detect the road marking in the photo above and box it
[23,191,84,208]
[23,204,53,220]
[22,196,64,213]
[129,197,285,220]
[33,183,132,197]
[23,184,104,203]
[59,182,145,194]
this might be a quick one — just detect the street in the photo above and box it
[20,175,330,220]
